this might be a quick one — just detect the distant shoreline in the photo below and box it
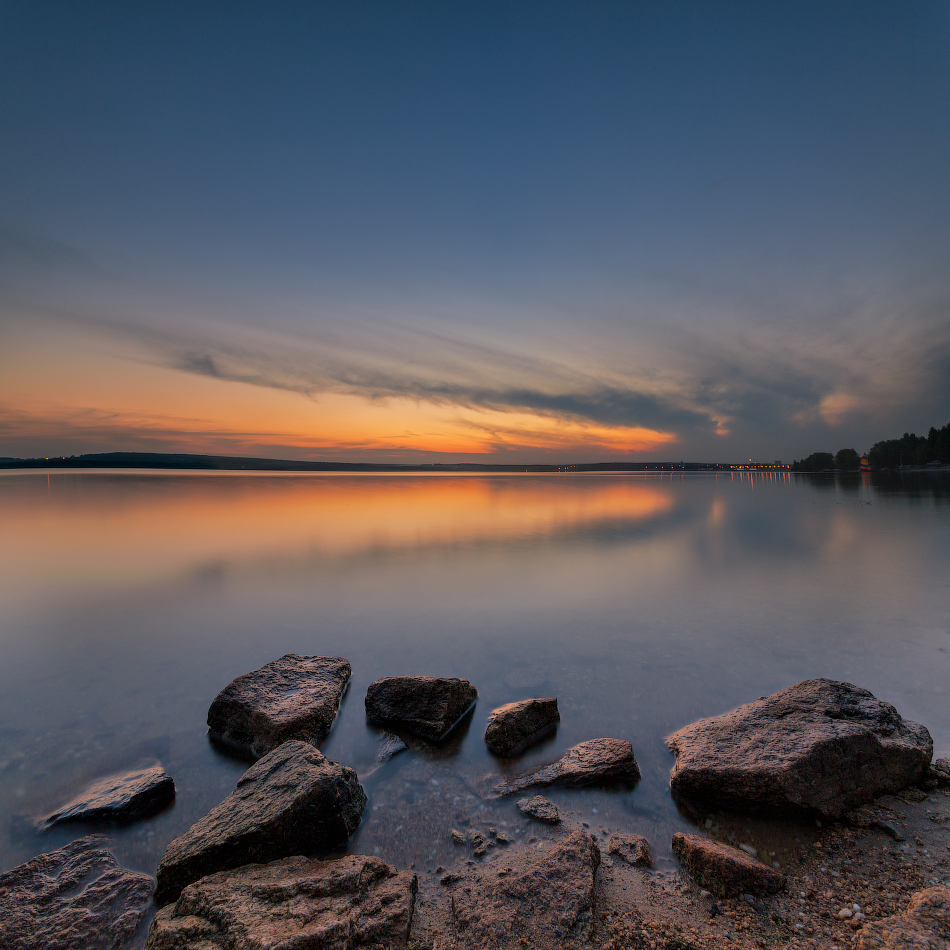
[0,451,788,474]
[2,451,948,475]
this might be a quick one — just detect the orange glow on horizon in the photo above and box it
[2,318,678,462]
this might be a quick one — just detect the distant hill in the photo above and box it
[0,451,780,473]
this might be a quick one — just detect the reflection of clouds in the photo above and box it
[0,475,679,604]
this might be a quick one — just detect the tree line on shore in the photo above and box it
[791,420,950,472]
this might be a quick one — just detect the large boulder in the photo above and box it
[666,679,933,817]
[364,676,477,742]
[41,765,175,828]
[449,831,600,948]
[671,832,785,898]
[493,738,639,796]
[207,654,351,759]
[154,740,366,905]
[0,835,153,950]
[854,885,950,949]
[484,698,560,756]
[146,854,417,949]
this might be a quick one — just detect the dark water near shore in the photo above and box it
[1,470,948,894]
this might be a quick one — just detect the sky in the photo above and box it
[2,1,949,464]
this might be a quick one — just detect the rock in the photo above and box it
[365,676,477,742]
[41,765,175,828]
[484,698,560,756]
[493,739,639,796]
[854,885,950,949]
[207,654,351,759]
[517,795,561,823]
[666,679,933,817]
[928,759,950,787]
[671,832,785,898]
[146,853,417,949]
[608,832,653,867]
[375,733,408,766]
[450,831,600,948]
[0,835,153,950]
[154,740,366,904]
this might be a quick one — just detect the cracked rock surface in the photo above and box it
[666,679,933,818]
[0,835,153,950]
[146,854,417,950]
[207,654,351,759]
[155,740,366,904]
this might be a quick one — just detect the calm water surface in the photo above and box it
[1,471,948,912]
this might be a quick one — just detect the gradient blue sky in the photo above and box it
[2,1,949,462]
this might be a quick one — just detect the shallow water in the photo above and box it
[1,470,948,893]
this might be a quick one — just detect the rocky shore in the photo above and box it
[1,661,947,950]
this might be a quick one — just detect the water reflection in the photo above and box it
[0,471,948,920]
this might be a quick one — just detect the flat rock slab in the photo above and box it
[485,698,559,756]
[146,854,417,949]
[365,676,477,742]
[666,678,933,818]
[449,830,600,948]
[493,738,639,796]
[517,794,561,823]
[0,835,153,950]
[607,832,653,867]
[854,885,950,949]
[155,739,366,905]
[42,764,175,828]
[671,832,785,898]
[208,654,351,759]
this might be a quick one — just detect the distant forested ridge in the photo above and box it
[791,421,950,472]
[867,422,950,469]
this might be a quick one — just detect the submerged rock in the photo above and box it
[450,830,600,948]
[666,679,933,817]
[516,795,561,823]
[493,738,639,796]
[608,832,653,867]
[0,835,153,950]
[484,698,560,756]
[671,832,785,898]
[146,854,417,950]
[41,764,175,828]
[854,885,950,949]
[154,740,366,905]
[207,654,351,759]
[365,676,477,742]
[375,732,408,765]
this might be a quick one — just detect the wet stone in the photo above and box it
[365,676,477,743]
[484,698,560,757]
[494,738,639,796]
[155,740,366,905]
[671,832,786,899]
[608,832,653,867]
[41,764,175,828]
[0,835,153,950]
[207,654,351,759]
[517,795,561,823]
[666,678,933,818]
[146,854,417,949]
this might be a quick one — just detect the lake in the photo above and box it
[1,470,948,901]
